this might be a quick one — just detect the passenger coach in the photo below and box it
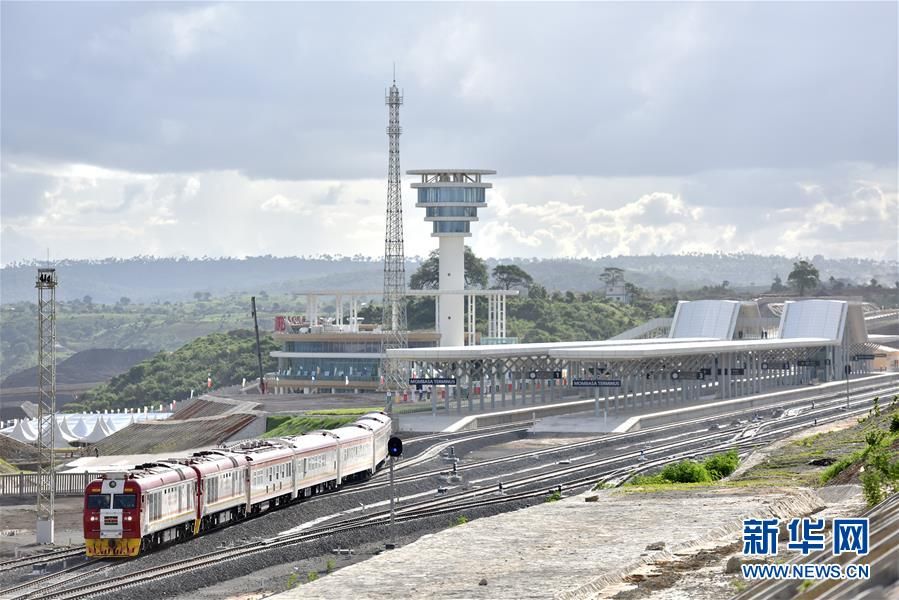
[83,412,392,557]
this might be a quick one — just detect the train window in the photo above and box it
[112,494,136,509]
[86,494,110,509]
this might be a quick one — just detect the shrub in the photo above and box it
[307,571,318,583]
[703,450,740,479]
[453,515,469,526]
[890,414,899,434]
[326,559,335,573]
[861,470,885,507]
[546,490,563,502]
[286,573,299,589]
[659,460,712,483]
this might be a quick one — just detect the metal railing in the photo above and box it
[0,472,101,497]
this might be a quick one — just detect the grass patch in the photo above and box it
[620,481,716,493]
[627,450,739,486]
[819,451,864,484]
[264,415,358,438]
[306,407,383,416]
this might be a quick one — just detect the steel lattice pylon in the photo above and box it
[380,77,408,397]
[35,267,57,544]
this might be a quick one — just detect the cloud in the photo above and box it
[1,3,895,180]
[0,3,896,265]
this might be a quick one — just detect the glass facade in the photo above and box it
[287,341,383,353]
[279,357,380,382]
[417,188,485,204]
[425,206,478,218]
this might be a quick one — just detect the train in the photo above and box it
[83,412,391,557]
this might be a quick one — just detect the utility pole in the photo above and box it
[35,267,57,544]
[845,364,851,410]
[251,296,265,394]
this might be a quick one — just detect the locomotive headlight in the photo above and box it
[124,515,133,522]
[89,515,98,522]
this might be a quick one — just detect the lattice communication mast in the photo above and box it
[35,267,57,544]
[380,75,408,395]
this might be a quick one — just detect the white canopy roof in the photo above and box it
[389,337,715,361]
[550,337,835,361]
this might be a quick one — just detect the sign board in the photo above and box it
[853,354,876,361]
[797,360,820,367]
[700,368,713,376]
[760,362,789,370]
[409,377,456,386]
[730,368,746,376]
[572,378,622,388]
[671,371,704,381]
[528,370,563,380]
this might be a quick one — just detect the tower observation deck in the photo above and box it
[409,169,495,347]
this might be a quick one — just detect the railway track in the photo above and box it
[349,381,899,494]
[0,562,106,600]
[21,382,897,599]
[0,550,85,576]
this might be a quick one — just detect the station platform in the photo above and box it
[395,373,898,435]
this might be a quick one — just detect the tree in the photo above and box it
[410,246,488,290]
[118,296,131,306]
[492,264,534,290]
[82,295,93,305]
[600,267,625,287]
[787,260,820,296]
[770,274,787,293]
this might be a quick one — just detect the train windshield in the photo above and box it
[86,494,110,509]
[112,494,137,509]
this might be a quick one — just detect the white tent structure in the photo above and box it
[57,416,77,439]
[70,417,89,439]
[38,418,76,449]
[80,418,111,444]
[3,419,37,443]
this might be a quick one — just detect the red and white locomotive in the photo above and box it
[84,412,391,557]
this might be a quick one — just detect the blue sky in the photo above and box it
[2,2,897,264]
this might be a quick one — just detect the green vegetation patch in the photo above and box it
[628,450,739,487]
[730,396,899,505]
[264,415,358,438]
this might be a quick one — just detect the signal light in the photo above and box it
[387,436,403,457]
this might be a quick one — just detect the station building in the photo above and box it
[389,298,899,414]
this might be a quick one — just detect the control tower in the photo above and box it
[409,169,495,347]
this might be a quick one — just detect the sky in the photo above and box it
[1,2,897,265]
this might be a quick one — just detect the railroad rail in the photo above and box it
[18,381,897,599]
[0,561,105,600]
[0,549,84,575]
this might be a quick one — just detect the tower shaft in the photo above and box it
[35,268,57,544]
[380,80,408,392]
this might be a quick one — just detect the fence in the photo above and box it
[0,472,102,497]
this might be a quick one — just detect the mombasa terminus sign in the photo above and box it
[571,377,622,388]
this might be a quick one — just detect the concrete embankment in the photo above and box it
[269,486,824,600]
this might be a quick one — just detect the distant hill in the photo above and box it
[2,254,896,304]
[2,348,154,388]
